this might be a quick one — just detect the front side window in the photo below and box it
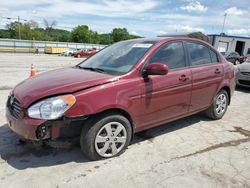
[148,42,186,69]
[187,42,211,66]
[78,40,156,75]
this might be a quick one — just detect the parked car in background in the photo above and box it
[59,50,73,56]
[239,55,248,63]
[244,54,250,62]
[59,49,81,56]
[222,51,241,65]
[73,48,97,58]
[6,37,235,160]
[235,60,250,88]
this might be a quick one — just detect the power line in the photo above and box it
[2,16,75,31]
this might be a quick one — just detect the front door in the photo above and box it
[136,41,192,130]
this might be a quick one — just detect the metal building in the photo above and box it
[208,34,250,56]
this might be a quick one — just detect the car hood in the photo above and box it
[13,67,116,108]
[238,62,250,72]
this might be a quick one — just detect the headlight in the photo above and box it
[28,95,76,120]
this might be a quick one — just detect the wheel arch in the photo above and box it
[90,108,135,139]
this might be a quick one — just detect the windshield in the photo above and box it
[77,40,156,75]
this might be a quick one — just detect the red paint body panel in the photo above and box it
[6,108,45,140]
[189,63,224,111]
[13,68,115,108]
[6,37,235,141]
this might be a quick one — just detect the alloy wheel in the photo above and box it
[215,93,227,115]
[94,122,127,157]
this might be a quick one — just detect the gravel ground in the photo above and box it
[0,53,250,188]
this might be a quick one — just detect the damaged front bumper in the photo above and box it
[6,107,88,141]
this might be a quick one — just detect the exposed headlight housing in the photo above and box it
[28,95,76,120]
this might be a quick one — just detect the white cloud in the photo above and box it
[0,0,159,18]
[130,31,139,35]
[179,25,205,32]
[165,24,205,32]
[180,1,207,13]
[225,7,243,15]
[157,30,168,35]
[1,0,250,37]
[227,28,250,35]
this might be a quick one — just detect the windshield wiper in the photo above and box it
[76,66,106,73]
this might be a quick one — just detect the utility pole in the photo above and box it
[221,13,227,35]
[18,16,21,39]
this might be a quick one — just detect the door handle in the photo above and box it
[179,75,189,82]
[215,69,221,74]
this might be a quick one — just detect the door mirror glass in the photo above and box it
[144,63,168,76]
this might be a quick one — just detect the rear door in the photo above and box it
[137,41,192,130]
[184,41,224,112]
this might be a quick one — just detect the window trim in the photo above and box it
[209,48,220,64]
[141,40,188,74]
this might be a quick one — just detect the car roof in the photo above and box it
[128,36,210,45]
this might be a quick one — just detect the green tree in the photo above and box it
[111,28,130,42]
[6,21,19,38]
[99,34,113,45]
[71,25,90,43]
[3,21,141,43]
[0,29,10,38]
[32,28,52,41]
[89,31,100,44]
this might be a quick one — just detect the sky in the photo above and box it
[0,0,250,37]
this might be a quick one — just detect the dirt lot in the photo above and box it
[0,53,250,188]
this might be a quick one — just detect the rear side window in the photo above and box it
[210,49,220,63]
[186,42,211,66]
[149,42,186,69]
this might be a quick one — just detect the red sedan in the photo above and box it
[6,37,235,160]
[73,48,97,58]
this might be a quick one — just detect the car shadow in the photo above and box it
[235,86,250,93]
[0,123,89,170]
[132,113,210,144]
[0,113,210,170]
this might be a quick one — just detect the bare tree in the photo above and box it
[27,20,39,29]
[43,19,57,36]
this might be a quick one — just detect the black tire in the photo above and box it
[80,112,132,161]
[205,89,229,120]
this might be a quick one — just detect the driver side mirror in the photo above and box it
[143,63,168,77]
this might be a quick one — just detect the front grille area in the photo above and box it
[241,72,250,76]
[239,80,250,86]
[7,96,22,119]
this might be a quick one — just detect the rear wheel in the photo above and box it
[80,113,132,160]
[205,89,229,120]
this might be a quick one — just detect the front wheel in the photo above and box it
[205,89,229,120]
[80,113,132,160]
